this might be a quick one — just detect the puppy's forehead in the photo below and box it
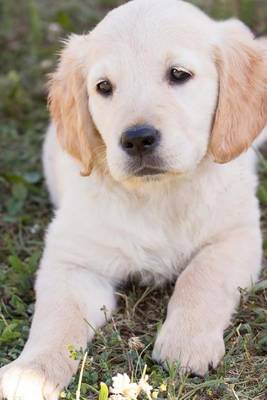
[89,0,216,56]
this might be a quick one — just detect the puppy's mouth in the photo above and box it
[127,155,168,178]
[134,166,167,177]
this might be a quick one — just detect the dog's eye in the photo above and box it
[96,80,113,96]
[169,67,193,84]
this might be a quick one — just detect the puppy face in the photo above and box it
[87,1,219,183]
[49,0,267,184]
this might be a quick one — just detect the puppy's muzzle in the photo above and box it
[120,125,160,157]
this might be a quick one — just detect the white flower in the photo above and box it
[48,22,62,34]
[109,366,154,400]
[138,366,153,400]
[110,373,139,400]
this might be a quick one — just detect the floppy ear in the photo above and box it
[210,21,267,163]
[48,34,97,175]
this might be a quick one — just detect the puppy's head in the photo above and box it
[49,0,267,185]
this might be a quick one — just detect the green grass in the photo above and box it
[0,1,267,399]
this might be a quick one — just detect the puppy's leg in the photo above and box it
[153,227,262,375]
[0,264,116,400]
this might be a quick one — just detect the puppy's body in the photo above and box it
[43,123,261,286]
[1,0,266,399]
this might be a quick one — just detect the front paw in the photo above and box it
[0,354,73,400]
[152,309,225,376]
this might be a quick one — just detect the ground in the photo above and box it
[0,0,267,399]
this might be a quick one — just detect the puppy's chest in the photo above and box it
[92,196,207,282]
[120,219,193,283]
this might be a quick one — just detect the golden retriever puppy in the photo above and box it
[1,0,267,398]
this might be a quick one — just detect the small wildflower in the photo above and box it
[110,373,139,400]
[30,223,40,234]
[48,22,62,34]
[67,345,84,361]
[152,390,159,399]
[138,366,153,399]
[47,22,62,42]
[109,365,154,399]
[159,383,167,392]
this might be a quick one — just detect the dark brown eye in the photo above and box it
[169,67,193,84]
[96,80,113,96]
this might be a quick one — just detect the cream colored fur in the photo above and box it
[1,0,266,398]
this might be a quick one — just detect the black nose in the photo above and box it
[120,125,160,156]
